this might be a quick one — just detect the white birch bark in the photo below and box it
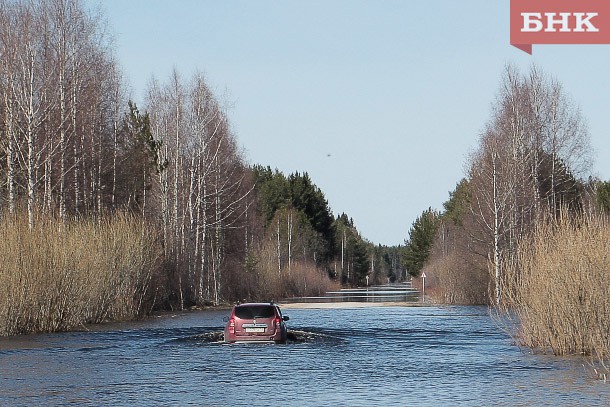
[3,81,16,214]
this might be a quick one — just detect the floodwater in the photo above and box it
[286,282,420,303]
[1,306,609,406]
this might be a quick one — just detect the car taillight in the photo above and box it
[274,317,281,326]
[229,318,235,334]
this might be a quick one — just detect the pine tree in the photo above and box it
[403,208,440,276]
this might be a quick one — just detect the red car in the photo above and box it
[224,303,289,344]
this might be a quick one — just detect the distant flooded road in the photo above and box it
[1,306,608,406]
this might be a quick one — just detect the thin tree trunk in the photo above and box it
[44,157,51,213]
[287,211,292,273]
[159,144,169,255]
[26,50,36,230]
[96,131,101,213]
[201,169,208,301]
[492,151,501,306]
[187,154,197,299]
[277,213,281,274]
[112,114,118,211]
[213,167,221,304]
[72,75,80,214]
[59,67,66,219]
[173,88,180,264]
[4,88,16,214]
[194,160,203,303]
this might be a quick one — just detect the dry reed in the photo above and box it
[500,213,610,367]
[422,252,490,305]
[0,213,161,336]
[254,260,339,301]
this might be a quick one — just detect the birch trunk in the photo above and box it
[26,50,37,230]
[492,151,501,306]
[187,154,197,294]
[72,74,80,214]
[213,159,221,304]
[4,87,16,214]
[276,213,281,274]
[59,67,66,219]
[287,211,293,274]
[199,168,208,302]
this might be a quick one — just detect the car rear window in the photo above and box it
[234,305,275,319]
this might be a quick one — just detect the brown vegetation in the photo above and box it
[420,184,491,305]
[246,210,339,300]
[499,214,610,366]
[422,252,489,305]
[255,261,339,301]
[0,212,161,335]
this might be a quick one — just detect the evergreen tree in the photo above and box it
[537,152,583,216]
[252,165,290,225]
[443,179,471,226]
[402,208,440,276]
[347,234,369,285]
[289,172,335,260]
[116,101,166,214]
[336,213,354,228]
[252,167,335,265]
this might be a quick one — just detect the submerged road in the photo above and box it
[1,305,608,406]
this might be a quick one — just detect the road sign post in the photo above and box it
[421,272,427,302]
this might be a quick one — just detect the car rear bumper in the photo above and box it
[224,332,286,344]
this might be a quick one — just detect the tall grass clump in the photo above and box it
[500,213,610,368]
[422,252,489,305]
[0,213,161,336]
[248,260,338,302]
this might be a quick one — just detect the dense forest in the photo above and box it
[0,0,403,334]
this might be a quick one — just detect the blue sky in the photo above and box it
[87,1,610,246]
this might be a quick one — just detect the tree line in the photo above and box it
[402,64,610,306]
[407,65,610,370]
[0,0,405,319]
[0,0,122,227]
[248,166,404,298]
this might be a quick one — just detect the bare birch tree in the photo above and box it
[0,0,124,223]
[145,70,252,306]
[467,64,593,305]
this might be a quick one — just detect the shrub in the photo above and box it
[422,252,489,305]
[0,213,161,335]
[252,259,338,301]
[500,213,610,366]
